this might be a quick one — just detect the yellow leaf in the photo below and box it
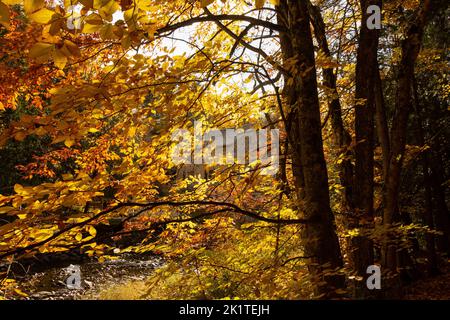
[93,0,109,9]
[53,49,68,69]
[99,0,120,19]
[64,138,75,147]
[24,0,44,13]
[84,12,103,25]
[61,173,73,180]
[64,40,81,57]
[48,19,64,36]
[14,184,28,195]
[99,23,117,40]
[64,0,78,8]
[128,126,136,137]
[121,34,131,49]
[75,233,83,241]
[0,206,15,214]
[14,288,28,297]
[200,0,214,7]
[268,0,279,5]
[17,214,27,219]
[14,131,27,141]
[29,42,54,64]
[34,126,47,136]
[136,0,152,10]
[88,226,97,237]
[80,0,93,9]
[255,0,265,8]
[29,8,55,24]
[82,22,102,33]
[2,0,23,5]
[0,1,10,28]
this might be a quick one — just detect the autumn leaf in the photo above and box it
[2,0,22,4]
[14,184,28,196]
[88,225,97,237]
[98,0,120,18]
[84,12,103,25]
[83,22,102,33]
[24,0,45,13]
[14,131,27,141]
[0,1,10,28]
[29,42,54,62]
[61,173,73,181]
[62,40,81,58]
[100,23,115,40]
[14,288,28,297]
[64,137,75,147]
[128,126,137,137]
[0,206,15,214]
[29,8,55,24]
[34,126,47,136]
[200,0,215,8]
[0,0,447,302]
[255,0,265,9]
[53,49,68,69]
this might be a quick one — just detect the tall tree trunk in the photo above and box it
[351,0,381,295]
[382,0,433,275]
[428,89,450,256]
[308,2,354,210]
[429,147,450,256]
[277,0,344,297]
[277,1,306,202]
[375,69,390,181]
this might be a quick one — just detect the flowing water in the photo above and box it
[11,254,163,300]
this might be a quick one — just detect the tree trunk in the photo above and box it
[375,69,390,181]
[308,2,354,210]
[382,0,433,276]
[277,0,344,297]
[429,149,450,256]
[351,0,381,295]
[277,1,306,202]
[427,89,450,256]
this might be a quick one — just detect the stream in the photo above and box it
[10,254,163,300]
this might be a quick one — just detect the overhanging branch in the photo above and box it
[0,200,308,260]
[157,14,285,35]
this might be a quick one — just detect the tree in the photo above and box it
[0,0,449,300]
[382,0,434,274]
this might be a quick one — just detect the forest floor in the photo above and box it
[404,262,450,300]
